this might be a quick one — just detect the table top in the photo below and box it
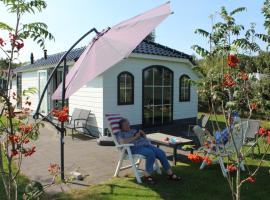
[147,132,193,146]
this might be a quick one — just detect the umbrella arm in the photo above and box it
[33,27,100,119]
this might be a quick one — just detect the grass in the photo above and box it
[53,157,270,200]
[53,113,270,200]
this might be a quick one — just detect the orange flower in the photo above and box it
[19,124,33,134]
[250,102,257,110]
[9,135,20,143]
[227,54,239,68]
[246,176,255,183]
[223,73,236,87]
[23,146,36,157]
[259,127,266,137]
[203,156,212,165]
[237,72,248,81]
[227,164,237,172]
[52,107,69,122]
[187,153,204,163]
[48,163,60,175]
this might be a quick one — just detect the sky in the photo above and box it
[0,0,267,63]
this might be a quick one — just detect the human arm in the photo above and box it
[118,131,141,144]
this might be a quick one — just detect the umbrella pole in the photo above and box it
[32,28,100,182]
[60,58,67,181]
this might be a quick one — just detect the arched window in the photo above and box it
[118,72,134,105]
[179,75,191,102]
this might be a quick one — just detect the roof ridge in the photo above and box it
[143,40,191,58]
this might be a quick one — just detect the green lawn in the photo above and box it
[53,158,270,200]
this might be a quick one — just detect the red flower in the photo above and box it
[23,138,30,144]
[0,37,6,46]
[11,149,18,157]
[203,156,212,165]
[52,107,69,122]
[227,164,237,172]
[246,176,255,183]
[23,146,36,157]
[227,54,239,68]
[267,136,270,144]
[259,127,266,137]
[9,135,21,143]
[237,72,248,81]
[57,110,68,122]
[19,124,33,134]
[48,163,60,175]
[250,103,257,110]
[223,73,236,87]
[188,153,204,163]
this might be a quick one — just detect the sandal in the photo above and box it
[167,173,182,181]
[143,176,156,185]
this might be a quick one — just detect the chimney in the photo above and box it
[44,49,47,59]
[30,53,34,64]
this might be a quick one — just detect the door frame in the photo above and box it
[142,65,174,127]
[37,70,48,114]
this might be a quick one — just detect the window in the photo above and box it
[179,75,191,102]
[118,72,134,105]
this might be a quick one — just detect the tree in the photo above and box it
[0,1,54,199]
[191,6,270,200]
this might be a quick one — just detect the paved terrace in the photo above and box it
[20,122,194,194]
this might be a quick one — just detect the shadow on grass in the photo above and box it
[51,160,270,200]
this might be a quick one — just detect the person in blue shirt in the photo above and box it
[116,118,181,184]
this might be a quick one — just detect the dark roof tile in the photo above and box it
[15,40,194,72]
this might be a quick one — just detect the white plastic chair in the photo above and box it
[105,114,161,183]
[193,121,249,177]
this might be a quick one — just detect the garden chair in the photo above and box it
[64,108,95,138]
[243,120,261,157]
[188,114,209,136]
[105,114,161,184]
[193,121,249,177]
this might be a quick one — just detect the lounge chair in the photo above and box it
[105,114,161,183]
[64,108,95,138]
[193,121,249,177]
[188,114,209,136]
[244,120,261,156]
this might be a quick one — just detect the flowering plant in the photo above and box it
[192,5,270,200]
[0,1,54,200]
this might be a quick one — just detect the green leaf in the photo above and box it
[191,45,210,58]
[230,7,247,16]
[0,22,13,31]
[194,29,211,38]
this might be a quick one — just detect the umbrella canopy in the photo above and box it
[52,2,172,100]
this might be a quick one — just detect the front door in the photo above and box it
[143,66,173,127]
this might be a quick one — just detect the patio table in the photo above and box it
[147,132,194,166]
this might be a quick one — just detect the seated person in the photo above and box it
[116,118,181,184]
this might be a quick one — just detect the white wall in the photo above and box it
[21,71,39,111]
[103,56,198,129]
[69,76,103,133]
[10,78,17,106]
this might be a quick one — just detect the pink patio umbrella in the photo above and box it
[52,2,172,100]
